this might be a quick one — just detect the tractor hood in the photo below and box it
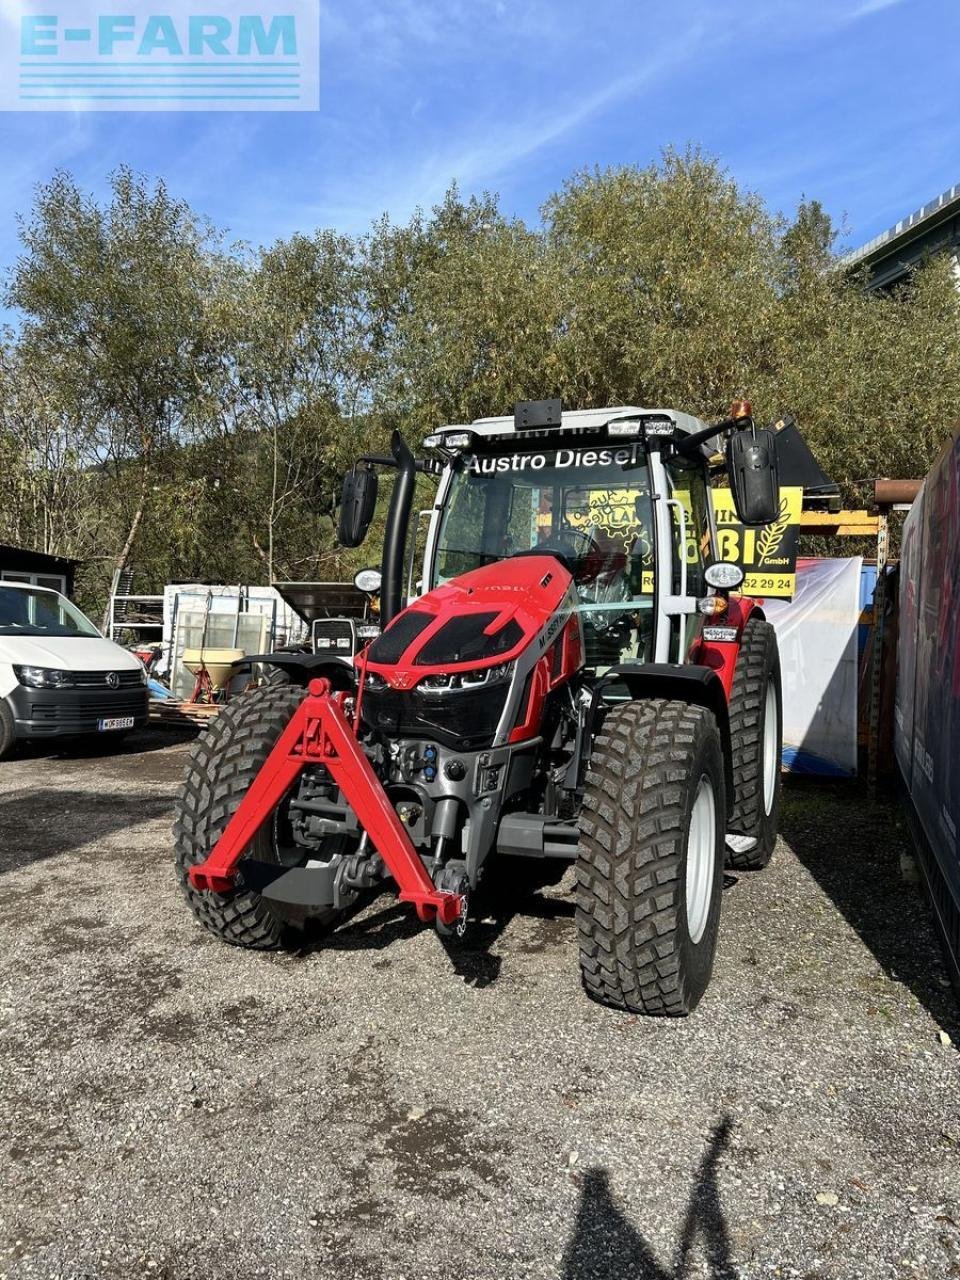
[359,555,576,690]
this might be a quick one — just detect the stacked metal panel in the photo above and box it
[895,425,960,984]
[765,557,864,777]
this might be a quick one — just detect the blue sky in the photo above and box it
[0,0,957,303]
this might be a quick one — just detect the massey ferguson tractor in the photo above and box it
[174,399,784,1016]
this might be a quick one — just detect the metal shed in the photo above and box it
[0,544,78,596]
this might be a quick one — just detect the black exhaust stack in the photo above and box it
[381,429,416,626]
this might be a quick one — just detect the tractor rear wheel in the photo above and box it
[174,685,337,948]
[725,617,782,871]
[576,699,726,1016]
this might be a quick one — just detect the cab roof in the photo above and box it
[433,405,714,442]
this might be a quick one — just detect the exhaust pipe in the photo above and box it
[381,429,416,626]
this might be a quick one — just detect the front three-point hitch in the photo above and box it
[187,678,465,934]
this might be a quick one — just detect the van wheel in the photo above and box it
[576,699,726,1016]
[0,702,16,760]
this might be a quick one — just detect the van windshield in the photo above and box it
[0,586,100,638]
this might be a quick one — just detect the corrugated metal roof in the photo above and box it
[840,182,960,268]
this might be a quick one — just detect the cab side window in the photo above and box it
[666,458,713,599]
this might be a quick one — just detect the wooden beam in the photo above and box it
[874,479,922,506]
[800,509,879,536]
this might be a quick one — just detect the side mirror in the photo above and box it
[726,424,781,526]
[338,465,378,547]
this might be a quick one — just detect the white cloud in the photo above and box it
[847,0,905,16]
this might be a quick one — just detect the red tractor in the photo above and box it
[175,400,783,1015]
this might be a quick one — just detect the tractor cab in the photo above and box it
[342,399,779,665]
[421,405,731,673]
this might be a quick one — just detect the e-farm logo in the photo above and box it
[1,1,319,110]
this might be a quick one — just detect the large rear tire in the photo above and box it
[725,616,782,871]
[260,662,292,686]
[576,699,726,1017]
[173,685,336,948]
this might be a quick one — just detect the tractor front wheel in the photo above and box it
[174,685,337,948]
[576,699,726,1016]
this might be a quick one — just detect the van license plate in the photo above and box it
[98,716,135,732]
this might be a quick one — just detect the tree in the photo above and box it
[4,153,960,618]
[781,198,836,281]
[217,231,372,582]
[540,152,960,497]
[0,333,107,570]
[544,148,782,415]
[7,167,225,618]
[364,188,562,434]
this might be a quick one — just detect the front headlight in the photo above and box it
[419,661,515,692]
[13,665,71,689]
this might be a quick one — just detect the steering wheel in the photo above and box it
[508,530,606,583]
[507,544,577,574]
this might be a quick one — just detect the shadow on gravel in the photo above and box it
[310,862,574,990]
[562,1115,738,1279]
[440,891,575,989]
[0,788,173,874]
[779,778,959,1038]
[15,726,195,762]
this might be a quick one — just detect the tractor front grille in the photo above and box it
[312,617,357,655]
[361,681,510,749]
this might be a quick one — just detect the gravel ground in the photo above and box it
[0,728,958,1280]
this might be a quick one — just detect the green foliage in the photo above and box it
[545,149,783,413]
[364,187,562,433]
[3,151,959,618]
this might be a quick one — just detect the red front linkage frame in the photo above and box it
[187,678,463,928]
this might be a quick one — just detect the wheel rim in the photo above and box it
[686,774,717,945]
[762,678,778,817]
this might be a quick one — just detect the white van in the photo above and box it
[0,581,149,759]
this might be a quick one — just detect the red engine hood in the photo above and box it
[358,555,574,689]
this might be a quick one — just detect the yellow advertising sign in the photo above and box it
[537,482,802,600]
[712,487,803,599]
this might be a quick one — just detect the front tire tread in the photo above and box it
[173,685,307,949]
[576,699,725,1017]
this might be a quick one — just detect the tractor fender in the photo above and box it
[732,597,765,627]
[594,663,734,803]
[234,651,356,689]
[692,594,765,704]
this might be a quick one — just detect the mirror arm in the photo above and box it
[357,453,441,476]
[676,415,746,458]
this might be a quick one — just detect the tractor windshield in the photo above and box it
[431,443,655,666]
